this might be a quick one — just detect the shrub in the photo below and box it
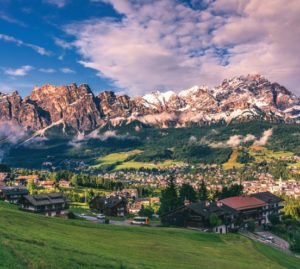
[246,220,256,232]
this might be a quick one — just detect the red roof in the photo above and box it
[220,196,266,211]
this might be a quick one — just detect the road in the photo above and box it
[240,230,300,258]
[75,214,159,227]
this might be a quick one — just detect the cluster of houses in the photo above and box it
[0,170,288,234]
[243,176,300,198]
[15,175,72,189]
[162,192,284,234]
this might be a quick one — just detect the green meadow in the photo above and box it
[0,202,300,269]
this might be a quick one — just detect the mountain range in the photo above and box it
[0,74,299,134]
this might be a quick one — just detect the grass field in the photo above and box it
[248,147,294,163]
[1,202,300,269]
[223,148,244,170]
[114,159,181,170]
[90,150,143,169]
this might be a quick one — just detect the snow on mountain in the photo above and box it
[0,75,299,133]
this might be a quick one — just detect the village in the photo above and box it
[0,168,295,232]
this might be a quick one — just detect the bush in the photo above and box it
[290,234,300,253]
[104,218,110,224]
[268,214,281,225]
[67,211,77,219]
[246,220,256,232]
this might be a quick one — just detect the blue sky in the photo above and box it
[0,0,299,96]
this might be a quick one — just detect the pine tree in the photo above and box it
[179,183,197,205]
[198,180,208,201]
[159,175,179,215]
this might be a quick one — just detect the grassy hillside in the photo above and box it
[1,202,300,269]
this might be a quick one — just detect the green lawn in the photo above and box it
[223,148,244,170]
[114,159,180,170]
[90,150,143,169]
[248,147,294,163]
[0,202,300,269]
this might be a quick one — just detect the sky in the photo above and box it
[0,0,299,97]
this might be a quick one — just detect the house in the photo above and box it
[0,187,29,204]
[39,180,55,189]
[251,192,284,223]
[20,193,69,217]
[219,192,283,226]
[0,173,10,185]
[128,202,142,214]
[161,201,238,234]
[58,179,71,188]
[15,175,39,186]
[220,196,267,225]
[89,196,128,216]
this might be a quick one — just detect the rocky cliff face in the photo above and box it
[0,75,299,132]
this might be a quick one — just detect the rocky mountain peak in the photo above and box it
[0,75,299,132]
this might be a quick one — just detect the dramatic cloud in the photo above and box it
[3,65,33,76]
[65,0,300,95]
[0,34,51,56]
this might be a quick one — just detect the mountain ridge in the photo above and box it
[0,74,299,132]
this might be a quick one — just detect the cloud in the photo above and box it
[0,34,51,56]
[39,68,55,73]
[0,122,26,162]
[60,67,76,74]
[3,65,33,76]
[68,130,131,147]
[43,0,68,8]
[254,128,273,146]
[226,134,256,147]
[65,0,300,95]
[0,11,26,27]
[54,37,73,49]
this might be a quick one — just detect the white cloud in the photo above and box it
[0,34,51,56]
[254,129,273,146]
[0,11,26,27]
[43,0,68,8]
[54,37,73,49]
[60,67,75,74]
[3,65,33,76]
[65,0,300,95]
[39,68,56,73]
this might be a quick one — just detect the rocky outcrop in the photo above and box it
[0,75,299,132]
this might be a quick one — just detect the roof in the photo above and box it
[91,196,127,208]
[187,201,224,218]
[40,180,55,185]
[220,196,267,211]
[251,192,283,204]
[1,187,28,196]
[23,192,67,206]
[16,175,39,181]
[161,201,237,219]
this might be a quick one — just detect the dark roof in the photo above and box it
[161,201,238,219]
[23,192,67,206]
[187,201,237,218]
[91,196,127,208]
[251,192,283,204]
[220,196,266,211]
[1,187,29,196]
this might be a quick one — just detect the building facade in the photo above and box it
[21,193,69,217]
